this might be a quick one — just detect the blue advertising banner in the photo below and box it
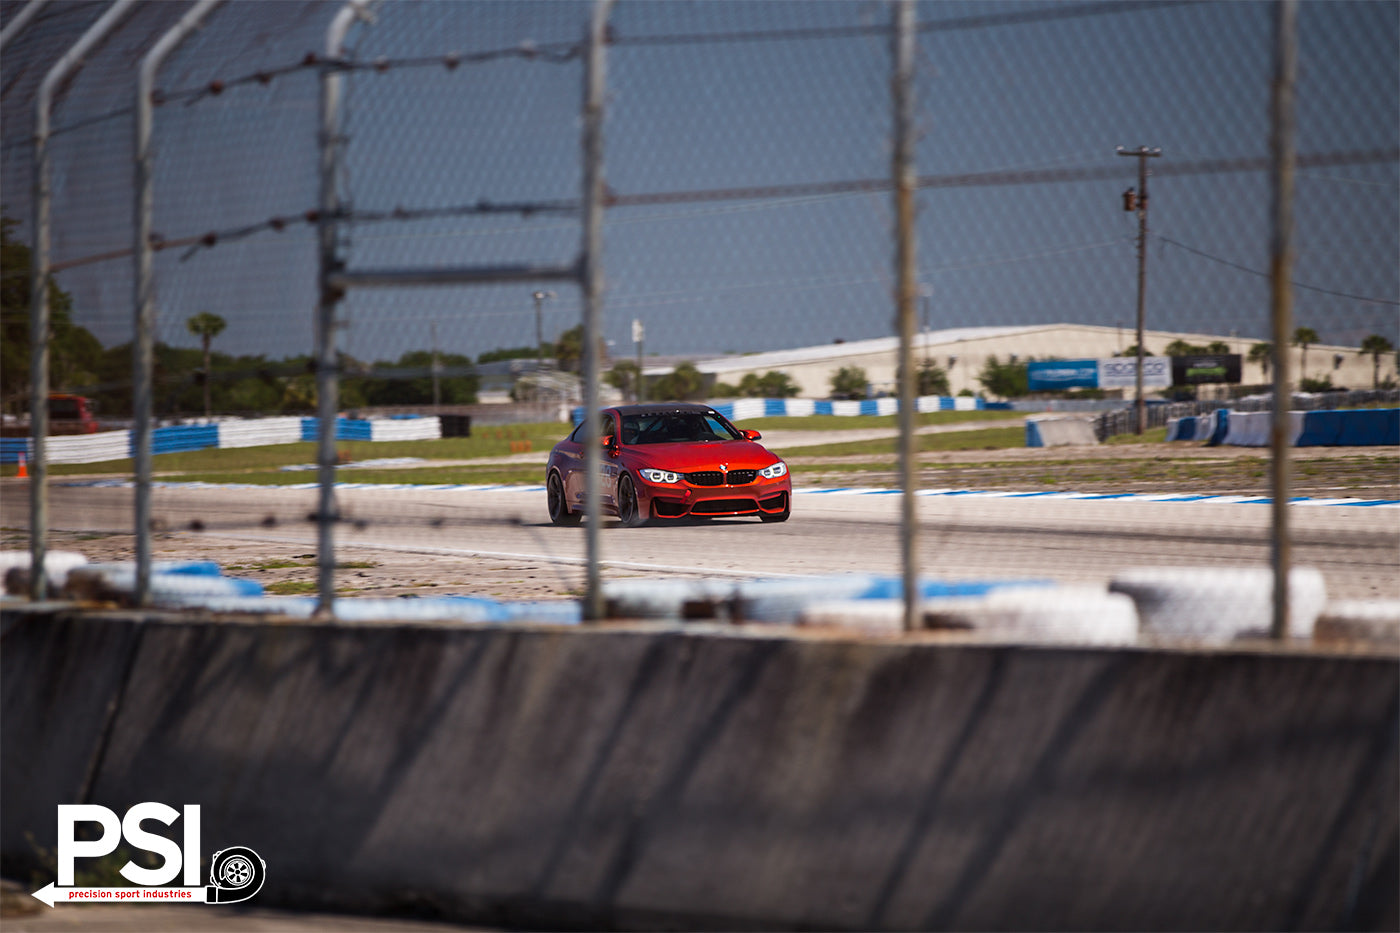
[1027,360,1099,391]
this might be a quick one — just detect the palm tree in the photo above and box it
[1292,326,1318,381]
[1359,334,1395,389]
[186,311,226,417]
[1248,342,1273,381]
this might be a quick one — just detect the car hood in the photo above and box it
[623,440,779,471]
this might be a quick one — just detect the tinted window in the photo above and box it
[621,411,741,445]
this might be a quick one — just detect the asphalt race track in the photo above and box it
[10,481,1398,601]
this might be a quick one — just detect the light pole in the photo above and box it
[1117,145,1161,434]
[532,290,555,370]
[632,318,645,402]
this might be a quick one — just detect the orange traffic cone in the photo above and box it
[16,452,27,478]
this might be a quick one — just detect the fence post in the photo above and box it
[581,0,616,622]
[134,0,226,608]
[29,0,138,601]
[0,0,49,51]
[1268,0,1297,639]
[891,0,920,633]
[316,0,373,618]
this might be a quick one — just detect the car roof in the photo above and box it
[610,403,720,417]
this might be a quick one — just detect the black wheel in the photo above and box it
[759,494,791,523]
[616,473,646,527]
[548,472,580,525]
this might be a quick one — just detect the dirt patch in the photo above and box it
[9,529,585,603]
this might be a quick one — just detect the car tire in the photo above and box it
[548,472,580,525]
[759,494,790,523]
[616,473,647,527]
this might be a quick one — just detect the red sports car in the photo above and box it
[546,403,791,526]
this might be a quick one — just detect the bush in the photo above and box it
[829,365,868,400]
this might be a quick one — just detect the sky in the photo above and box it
[2,0,1396,367]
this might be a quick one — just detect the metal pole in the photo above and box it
[634,319,645,402]
[580,0,615,622]
[430,320,441,408]
[1269,0,1297,639]
[892,0,919,633]
[135,0,225,608]
[1116,145,1161,433]
[533,289,554,370]
[316,0,372,618]
[30,0,138,602]
[0,0,50,52]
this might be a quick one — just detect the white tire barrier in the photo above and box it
[920,586,1139,645]
[1109,567,1326,642]
[0,550,89,597]
[47,430,133,464]
[1314,600,1400,647]
[216,416,305,449]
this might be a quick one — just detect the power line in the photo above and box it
[1155,233,1400,306]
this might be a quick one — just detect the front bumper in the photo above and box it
[639,476,791,519]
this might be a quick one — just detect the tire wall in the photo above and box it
[2,609,1396,931]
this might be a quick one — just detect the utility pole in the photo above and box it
[532,289,555,370]
[1117,145,1161,434]
[632,318,645,402]
[430,320,441,409]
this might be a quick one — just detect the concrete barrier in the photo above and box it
[1297,408,1400,446]
[1025,415,1098,447]
[3,608,1395,931]
[1220,408,1397,447]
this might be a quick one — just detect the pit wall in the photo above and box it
[3,608,1396,931]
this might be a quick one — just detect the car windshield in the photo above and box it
[621,411,742,445]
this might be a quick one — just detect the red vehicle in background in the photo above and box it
[546,403,791,526]
[0,394,100,437]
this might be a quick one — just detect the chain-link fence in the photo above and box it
[2,1,1396,631]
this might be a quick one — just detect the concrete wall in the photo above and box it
[3,608,1396,931]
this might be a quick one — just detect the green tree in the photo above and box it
[736,370,800,398]
[1248,342,1273,381]
[1292,326,1319,379]
[606,360,641,400]
[1206,340,1231,354]
[356,350,478,406]
[976,355,1029,399]
[1164,339,1206,356]
[1359,334,1395,389]
[651,361,706,401]
[1,214,101,412]
[186,311,227,418]
[1117,344,1154,358]
[554,324,584,373]
[829,365,868,400]
[916,359,950,396]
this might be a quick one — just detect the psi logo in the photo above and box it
[32,804,265,908]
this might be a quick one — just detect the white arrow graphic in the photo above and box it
[32,883,210,907]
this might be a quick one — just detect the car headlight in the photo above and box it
[639,468,680,484]
[759,461,787,479]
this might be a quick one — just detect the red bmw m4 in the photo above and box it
[546,403,792,526]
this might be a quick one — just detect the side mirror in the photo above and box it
[742,429,762,441]
[602,435,618,451]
